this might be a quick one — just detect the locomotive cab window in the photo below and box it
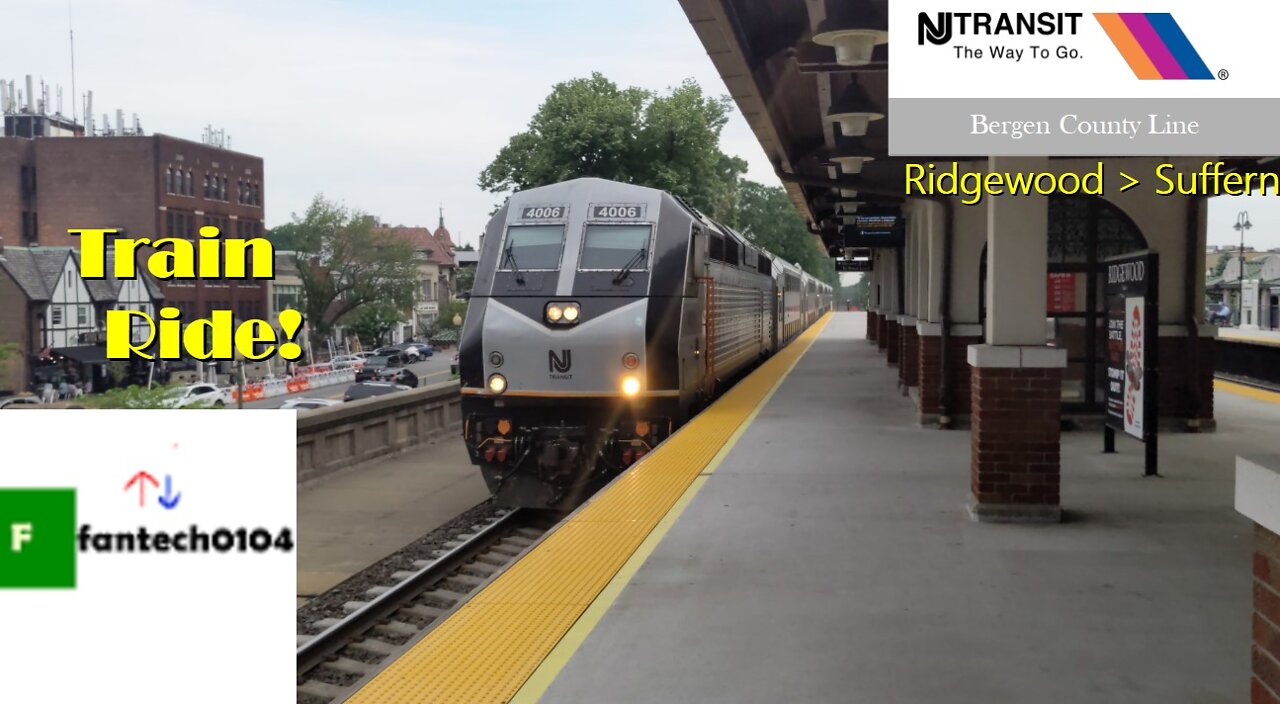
[579,224,652,270]
[499,224,565,270]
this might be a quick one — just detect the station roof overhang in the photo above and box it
[679,0,1279,254]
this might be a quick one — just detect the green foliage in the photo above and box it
[79,383,205,410]
[479,73,746,221]
[342,302,405,347]
[728,180,837,285]
[455,265,475,297]
[0,342,16,361]
[288,195,418,339]
[265,222,305,251]
[432,300,469,334]
[1212,254,1230,278]
[840,274,871,309]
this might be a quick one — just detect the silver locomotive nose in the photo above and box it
[481,298,650,398]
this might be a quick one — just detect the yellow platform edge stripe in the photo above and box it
[1215,378,1280,405]
[347,313,832,704]
[1218,333,1280,348]
[511,315,822,703]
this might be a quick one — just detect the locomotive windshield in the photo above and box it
[579,224,651,270]
[500,225,565,270]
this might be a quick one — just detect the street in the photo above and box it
[240,351,455,409]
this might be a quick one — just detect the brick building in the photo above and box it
[0,132,268,322]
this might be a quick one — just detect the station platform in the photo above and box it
[348,312,1280,703]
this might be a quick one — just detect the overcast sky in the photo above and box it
[11,0,778,248]
[11,0,1279,254]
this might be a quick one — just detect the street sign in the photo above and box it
[1102,250,1159,476]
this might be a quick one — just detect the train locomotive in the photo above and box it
[459,178,832,509]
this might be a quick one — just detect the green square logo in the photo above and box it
[0,489,76,588]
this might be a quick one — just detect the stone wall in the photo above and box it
[296,381,462,485]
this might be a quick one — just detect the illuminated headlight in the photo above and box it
[545,302,581,325]
[621,375,641,397]
[488,374,507,394]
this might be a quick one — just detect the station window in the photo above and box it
[499,225,565,270]
[579,224,651,270]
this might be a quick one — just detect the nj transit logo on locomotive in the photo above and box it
[550,349,573,378]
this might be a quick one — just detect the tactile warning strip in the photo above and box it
[348,314,831,704]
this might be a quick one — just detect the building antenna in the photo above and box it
[68,0,77,123]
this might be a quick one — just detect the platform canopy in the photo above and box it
[678,0,1279,254]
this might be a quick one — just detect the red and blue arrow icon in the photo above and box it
[158,475,181,510]
[123,471,182,509]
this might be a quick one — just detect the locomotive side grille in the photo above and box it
[708,282,766,377]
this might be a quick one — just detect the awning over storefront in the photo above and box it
[51,346,110,365]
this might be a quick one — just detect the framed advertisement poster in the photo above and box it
[1103,250,1159,476]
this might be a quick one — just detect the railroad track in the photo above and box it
[296,508,550,704]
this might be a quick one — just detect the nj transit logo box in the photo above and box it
[889,1,1280,155]
[0,489,76,588]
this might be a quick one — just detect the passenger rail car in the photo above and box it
[459,178,831,508]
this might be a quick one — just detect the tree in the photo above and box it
[1212,254,1230,278]
[480,73,746,221]
[728,180,837,286]
[342,302,405,347]
[288,195,418,340]
[455,265,476,297]
[265,222,305,251]
[432,300,468,334]
[841,274,870,309]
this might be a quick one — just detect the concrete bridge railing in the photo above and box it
[296,381,463,485]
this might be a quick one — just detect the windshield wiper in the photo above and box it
[613,248,647,284]
[503,244,526,285]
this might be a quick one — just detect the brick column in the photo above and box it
[1159,333,1216,429]
[899,317,918,390]
[884,319,900,365]
[876,314,889,351]
[868,311,879,342]
[1237,457,1280,704]
[917,324,985,424]
[967,345,1066,523]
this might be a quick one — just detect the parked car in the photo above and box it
[328,354,365,371]
[403,343,433,358]
[278,398,342,411]
[450,352,459,376]
[355,354,405,382]
[163,383,230,408]
[0,395,42,409]
[342,382,411,402]
[354,351,378,360]
[375,367,419,388]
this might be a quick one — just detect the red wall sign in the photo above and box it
[1047,273,1076,313]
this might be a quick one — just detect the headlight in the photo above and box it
[488,374,507,394]
[546,302,580,325]
[622,353,640,369]
[621,375,641,397]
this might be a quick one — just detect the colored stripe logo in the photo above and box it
[1095,13,1213,80]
